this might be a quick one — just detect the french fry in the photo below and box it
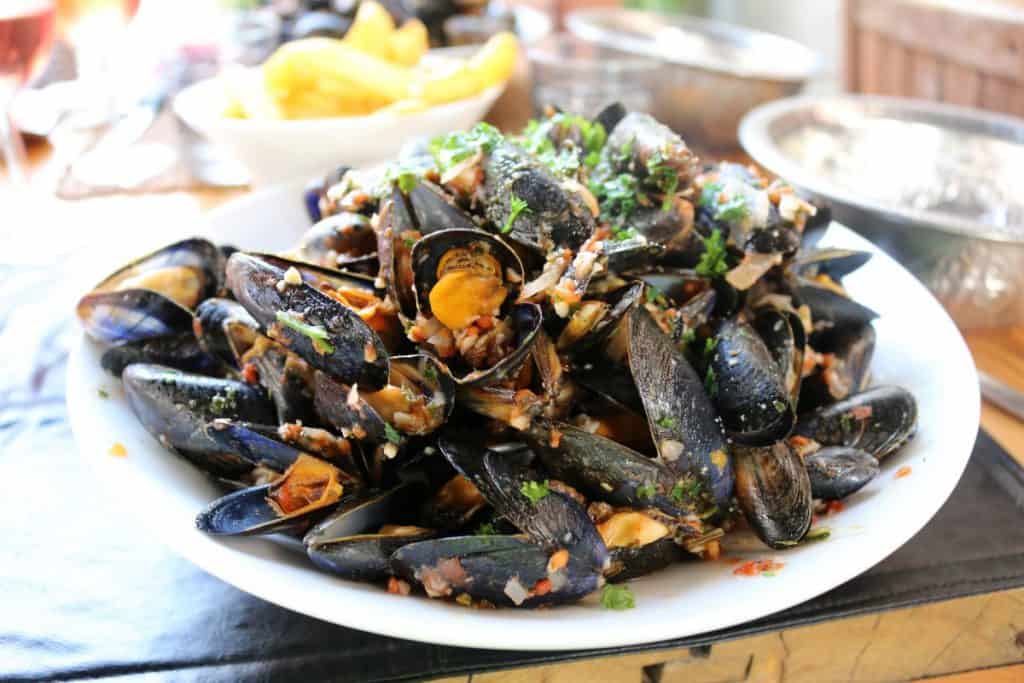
[467,31,519,90]
[390,19,428,67]
[343,1,396,60]
[221,66,282,120]
[264,38,412,107]
[409,61,485,106]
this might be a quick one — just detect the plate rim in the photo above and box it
[66,187,980,651]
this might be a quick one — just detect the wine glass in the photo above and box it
[0,0,56,183]
[55,0,140,128]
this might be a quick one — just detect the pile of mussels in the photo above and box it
[77,105,917,608]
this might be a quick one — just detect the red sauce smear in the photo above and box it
[733,559,785,577]
[824,500,845,515]
[896,466,912,479]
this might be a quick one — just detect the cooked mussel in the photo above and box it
[708,318,795,446]
[306,485,434,582]
[733,441,812,549]
[193,298,259,369]
[225,252,390,390]
[122,364,275,478]
[291,212,377,269]
[794,277,878,334]
[752,307,805,406]
[100,334,219,377]
[627,308,733,508]
[792,248,871,282]
[78,238,222,344]
[805,446,879,500]
[596,509,687,581]
[195,454,347,536]
[606,112,699,186]
[799,323,875,412]
[793,386,917,460]
[555,281,643,352]
[391,534,604,608]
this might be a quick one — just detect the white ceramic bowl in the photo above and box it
[173,65,504,187]
[67,182,979,650]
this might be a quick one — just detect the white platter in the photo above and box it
[67,181,979,651]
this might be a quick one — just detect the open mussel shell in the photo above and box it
[100,334,219,377]
[391,534,605,608]
[438,432,609,571]
[604,236,666,273]
[794,386,917,460]
[292,212,376,269]
[793,248,871,282]
[405,180,479,233]
[524,420,695,521]
[709,319,795,446]
[376,191,420,320]
[607,538,687,583]
[633,269,708,307]
[195,455,346,536]
[449,303,544,387]
[305,485,434,582]
[314,354,454,444]
[806,447,879,500]
[193,298,259,369]
[410,228,524,322]
[752,307,804,407]
[78,238,223,344]
[556,282,643,353]
[795,277,878,333]
[733,441,812,550]
[240,334,318,425]
[123,364,275,478]
[627,308,733,508]
[226,252,389,390]
[800,323,875,413]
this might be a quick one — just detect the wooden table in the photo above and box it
[9,145,1024,683]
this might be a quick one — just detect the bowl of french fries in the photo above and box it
[174,2,517,186]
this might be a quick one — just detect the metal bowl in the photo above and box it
[740,94,1024,330]
[566,8,821,149]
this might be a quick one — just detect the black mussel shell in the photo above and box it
[633,269,708,308]
[123,364,275,478]
[226,252,389,390]
[195,482,338,537]
[78,238,222,344]
[806,446,879,500]
[449,303,544,387]
[405,180,479,233]
[793,386,917,460]
[607,112,698,184]
[752,307,804,407]
[240,335,318,425]
[607,538,686,583]
[376,190,420,319]
[391,535,604,608]
[292,212,376,268]
[595,101,627,135]
[556,282,643,353]
[709,319,795,446]
[733,441,812,549]
[205,419,306,473]
[627,308,733,508]
[800,323,875,413]
[101,334,219,377]
[795,277,878,334]
[793,248,871,282]
[193,298,259,368]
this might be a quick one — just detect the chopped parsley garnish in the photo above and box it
[703,336,718,359]
[276,311,335,355]
[679,327,697,347]
[704,365,718,397]
[645,285,663,304]
[422,362,438,383]
[646,150,680,211]
[636,482,657,500]
[384,423,403,445]
[97,388,110,399]
[520,479,550,504]
[656,415,676,429]
[839,413,854,432]
[601,583,635,610]
[695,228,730,279]
[502,193,532,234]
[403,236,417,249]
[699,182,747,222]
[519,114,606,175]
[429,122,504,174]
[611,226,639,242]
[475,521,497,536]
[773,400,788,413]
[396,171,418,193]
[598,173,644,220]
[671,479,701,504]
[210,387,238,415]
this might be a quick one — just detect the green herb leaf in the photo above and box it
[276,311,335,354]
[97,388,110,399]
[475,521,497,536]
[597,173,645,221]
[699,182,747,222]
[703,336,718,359]
[403,236,417,249]
[612,226,639,242]
[656,415,676,429]
[502,193,532,234]
[645,150,681,211]
[805,527,832,543]
[601,583,636,610]
[396,171,418,193]
[422,362,438,383]
[645,285,663,304]
[210,386,238,416]
[773,400,788,413]
[636,482,657,500]
[429,122,504,174]
[520,479,550,504]
[384,423,403,445]
[704,365,718,397]
[679,327,697,347]
[695,229,730,279]
[671,478,701,504]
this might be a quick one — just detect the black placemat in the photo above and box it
[4,426,1023,682]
